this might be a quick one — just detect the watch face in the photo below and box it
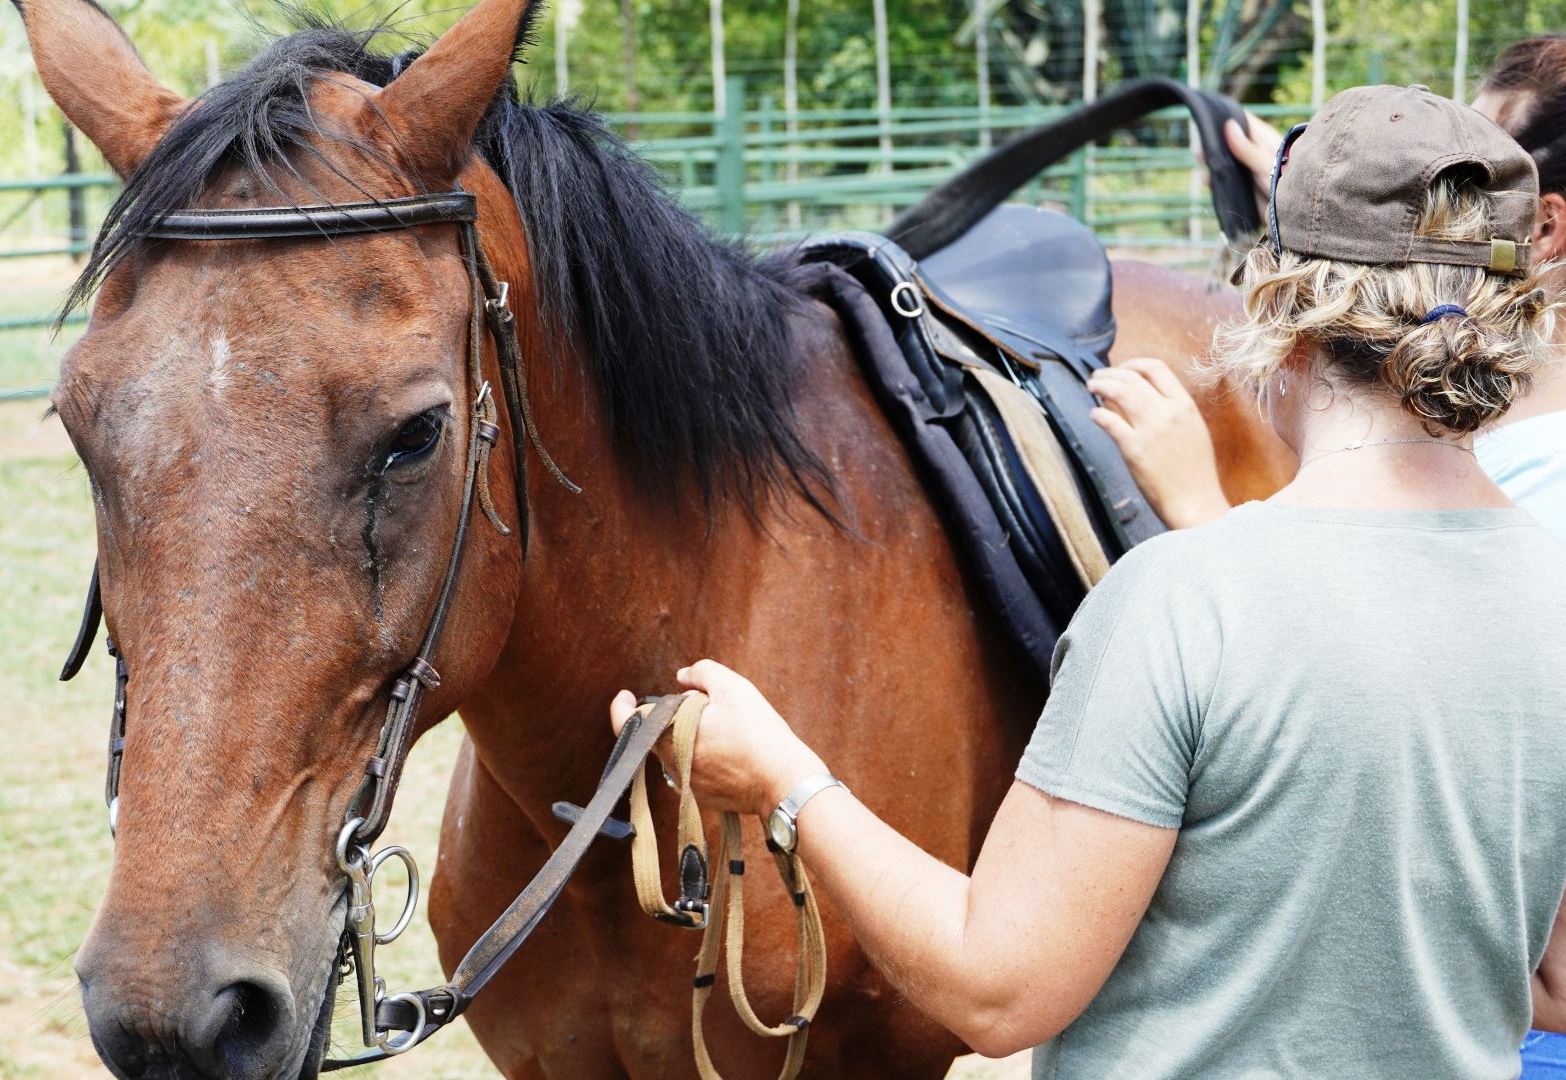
[767,810,795,852]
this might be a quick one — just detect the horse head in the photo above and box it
[17,0,539,1074]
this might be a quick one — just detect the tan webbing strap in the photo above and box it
[968,367,1111,589]
[628,694,710,925]
[628,694,828,1079]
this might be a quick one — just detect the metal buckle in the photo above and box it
[473,382,500,445]
[653,900,708,930]
[889,280,925,319]
[485,280,510,315]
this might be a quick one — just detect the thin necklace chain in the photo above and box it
[1297,437,1476,470]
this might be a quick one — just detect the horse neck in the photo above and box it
[462,181,734,816]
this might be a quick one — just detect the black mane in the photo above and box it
[71,15,830,514]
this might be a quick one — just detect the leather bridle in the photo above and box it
[55,189,672,1066]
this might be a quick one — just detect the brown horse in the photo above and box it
[17,0,1292,1076]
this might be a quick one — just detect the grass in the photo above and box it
[0,258,81,397]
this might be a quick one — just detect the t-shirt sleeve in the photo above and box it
[1016,538,1218,829]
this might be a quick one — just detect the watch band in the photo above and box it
[779,772,847,820]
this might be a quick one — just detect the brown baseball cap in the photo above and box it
[1268,84,1538,275]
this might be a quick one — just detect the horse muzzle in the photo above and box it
[78,942,301,1080]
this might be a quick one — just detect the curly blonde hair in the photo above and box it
[1215,172,1556,434]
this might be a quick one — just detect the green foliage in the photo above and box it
[1274,0,1566,103]
[0,0,993,176]
[7,0,1566,173]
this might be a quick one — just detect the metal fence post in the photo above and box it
[1070,148,1089,222]
[758,93,776,233]
[717,76,746,235]
[63,123,86,262]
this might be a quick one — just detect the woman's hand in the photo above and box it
[608,660,827,819]
[1088,358,1231,529]
[1225,114,1283,219]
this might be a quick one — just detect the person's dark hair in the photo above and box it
[1481,35,1566,196]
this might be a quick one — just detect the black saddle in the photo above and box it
[921,203,1116,370]
[802,211,1142,672]
[799,79,1260,678]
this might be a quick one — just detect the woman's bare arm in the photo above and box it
[1535,888,1566,1032]
[609,664,1177,1058]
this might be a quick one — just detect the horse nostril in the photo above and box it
[194,976,296,1076]
[78,930,301,1079]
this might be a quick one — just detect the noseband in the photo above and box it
[54,189,659,1066]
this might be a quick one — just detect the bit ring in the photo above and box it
[368,845,420,946]
[377,991,426,1055]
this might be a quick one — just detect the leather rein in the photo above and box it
[51,189,662,1066]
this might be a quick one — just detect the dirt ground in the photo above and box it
[0,394,1029,1077]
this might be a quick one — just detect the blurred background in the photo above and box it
[1,0,1561,1074]
[2,0,1561,402]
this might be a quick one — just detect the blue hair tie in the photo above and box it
[1421,304,1469,324]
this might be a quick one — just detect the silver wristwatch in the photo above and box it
[766,772,847,854]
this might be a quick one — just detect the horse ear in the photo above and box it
[371,0,538,186]
[13,0,187,177]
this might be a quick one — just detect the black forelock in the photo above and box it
[65,9,831,517]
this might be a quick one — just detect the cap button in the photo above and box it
[1408,83,1431,92]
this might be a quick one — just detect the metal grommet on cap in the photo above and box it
[1490,238,1519,274]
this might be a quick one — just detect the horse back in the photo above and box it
[1109,260,1296,504]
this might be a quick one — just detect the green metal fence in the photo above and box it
[0,88,1309,401]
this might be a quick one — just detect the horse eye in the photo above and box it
[383,411,445,470]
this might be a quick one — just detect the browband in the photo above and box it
[140,191,478,242]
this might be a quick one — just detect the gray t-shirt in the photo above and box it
[1019,502,1566,1080]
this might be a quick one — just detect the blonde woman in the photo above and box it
[1091,49,1566,1077]
[613,86,1566,1078]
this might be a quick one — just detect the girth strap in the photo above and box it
[627,693,828,1080]
[886,77,1262,261]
